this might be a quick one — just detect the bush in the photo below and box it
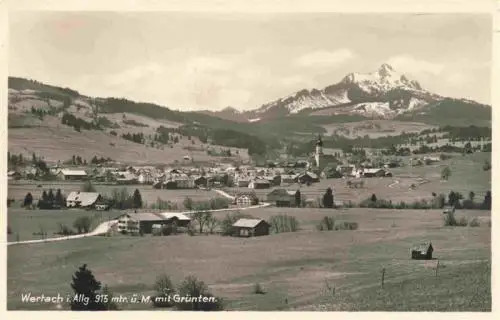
[57,223,74,236]
[269,215,299,233]
[253,283,266,294]
[457,216,468,227]
[152,275,176,308]
[334,221,359,230]
[317,216,335,231]
[73,216,93,234]
[176,276,224,311]
[444,211,468,227]
[443,211,457,226]
[469,218,480,227]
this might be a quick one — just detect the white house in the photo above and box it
[66,191,102,208]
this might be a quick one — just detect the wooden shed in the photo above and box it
[411,242,434,260]
[232,218,270,237]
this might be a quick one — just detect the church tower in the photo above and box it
[315,134,323,168]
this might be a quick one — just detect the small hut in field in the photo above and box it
[411,242,434,260]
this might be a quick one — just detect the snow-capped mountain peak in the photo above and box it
[250,63,438,119]
[341,63,422,94]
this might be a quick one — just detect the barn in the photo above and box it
[116,212,167,234]
[249,179,271,189]
[411,242,434,260]
[56,169,88,181]
[66,192,102,208]
[266,188,297,207]
[232,218,270,237]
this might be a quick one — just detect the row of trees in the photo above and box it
[121,132,145,144]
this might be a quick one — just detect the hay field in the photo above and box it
[7,207,490,311]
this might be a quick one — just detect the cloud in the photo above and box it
[445,72,469,86]
[104,62,164,87]
[295,49,355,68]
[387,55,444,76]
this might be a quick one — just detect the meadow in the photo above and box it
[228,152,491,205]
[8,181,220,207]
[7,207,491,311]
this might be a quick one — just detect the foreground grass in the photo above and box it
[305,261,491,311]
[7,208,490,311]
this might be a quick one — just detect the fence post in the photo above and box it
[381,267,386,288]
[435,259,440,279]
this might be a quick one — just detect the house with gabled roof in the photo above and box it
[231,218,270,237]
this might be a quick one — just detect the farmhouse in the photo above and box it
[157,212,192,228]
[193,176,208,187]
[116,172,138,184]
[231,218,270,237]
[266,188,297,207]
[234,193,258,207]
[235,176,251,187]
[66,191,102,208]
[411,242,434,260]
[297,171,319,184]
[7,170,22,180]
[56,169,88,181]
[248,179,271,189]
[116,212,167,234]
[280,174,298,185]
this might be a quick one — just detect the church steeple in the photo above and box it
[316,134,323,147]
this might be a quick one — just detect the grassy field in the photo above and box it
[318,120,437,138]
[8,181,221,207]
[8,115,249,165]
[7,208,119,242]
[228,152,491,205]
[7,207,491,311]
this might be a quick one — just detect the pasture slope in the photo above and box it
[7,207,490,311]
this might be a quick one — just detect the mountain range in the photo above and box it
[201,63,490,124]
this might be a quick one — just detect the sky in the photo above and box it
[9,12,492,111]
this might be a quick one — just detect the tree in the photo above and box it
[55,189,65,207]
[482,191,491,210]
[441,166,452,181]
[132,189,143,209]
[183,197,194,211]
[468,191,475,202]
[47,189,55,204]
[23,192,33,207]
[190,210,211,234]
[295,190,301,207]
[322,187,334,208]
[448,191,461,208]
[70,264,106,310]
[206,214,218,234]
